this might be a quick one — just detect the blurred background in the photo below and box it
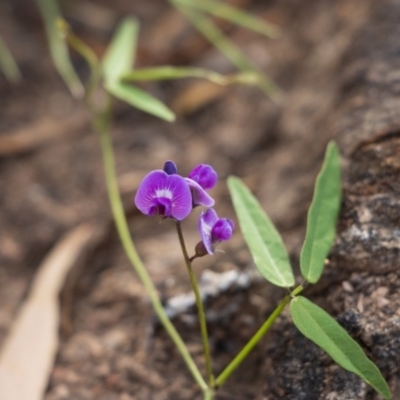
[1,1,398,399]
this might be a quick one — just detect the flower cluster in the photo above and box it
[134,161,233,255]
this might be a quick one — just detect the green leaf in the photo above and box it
[172,3,283,103]
[102,18,139,85]
[300,141,341,283]
[122,66,260,85]
[173,0,280,38]
[0,35,21,83]
[36,0,83,97]
[228,176,294,287]
[102,18,175,121]
[290,296,391,400]
[105,81,175,122]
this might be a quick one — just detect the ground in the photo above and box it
[0,0,399,399]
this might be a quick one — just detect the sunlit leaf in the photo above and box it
[122,66,260,85]
[102,18,175,121]
[300,141,341,284]
[228,176,294,287]
[102,18,139,85]
[174,0,280,38]
[105,81,175,122]
[36,0,83,97]
[291,296,391,400]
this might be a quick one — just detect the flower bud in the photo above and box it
[163,160,178,175]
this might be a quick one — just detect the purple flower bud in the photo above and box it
[188,164,217,190]
[163,160,178,175]
[198,209,234,255]
[134,170,192,221]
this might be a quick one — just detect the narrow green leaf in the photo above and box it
[300,141,342,284]
[102,18,175,121]
[228,176,294,287]
[105,81,175,122]
[173,0,280,38]
[102,18,139,85]
[36,0,83,97]
[122,66,226,82]
[122,66,260,85]
[172,3,283,103]
[0,35,21,83]
[291,296,391,400]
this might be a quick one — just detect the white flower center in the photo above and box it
[155,188,173,199]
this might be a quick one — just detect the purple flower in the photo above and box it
[197,209,234,255]
[188,164,217,190]
[134,170,192,221]
[185,164,217,208]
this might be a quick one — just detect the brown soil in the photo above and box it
[1,0,399,399]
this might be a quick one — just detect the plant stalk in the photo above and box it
[96,111,208,393]
[176,221,214,387]
[215,285,304,387]
[204,388,215,400]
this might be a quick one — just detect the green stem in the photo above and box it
[96,112,208,393]
[176,221,214,387]
[204,388,215,400]
[215,285,304,387]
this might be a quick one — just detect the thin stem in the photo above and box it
[176,221,214,387]
[96,111,208,393]
[189,254,199,262]
[204,388,215,400]
[36,0,83,97]
[215,285,304,387]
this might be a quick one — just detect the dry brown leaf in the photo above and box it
[172,80,227,114]
[0,224,95,400]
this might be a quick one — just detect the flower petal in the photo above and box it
[135,170,168,215]
[167,174,192,220]
[185,178,215,207]
[188,164,217,189]
[212,218,234,241]
[202,208,219,226]
[134,170,192,220]
[148,197,172,217]
[198,210,214,254]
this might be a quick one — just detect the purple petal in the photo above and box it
[188,164,217,190]
[134,170,192,220]
[198,210,214,254]
[135,170,166,215]
[185,178,215,207]
[163,160,178,175]
[148,197,172,217]
[202,208,219,226]
[212,218,234,241]
[168,174,193,220]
